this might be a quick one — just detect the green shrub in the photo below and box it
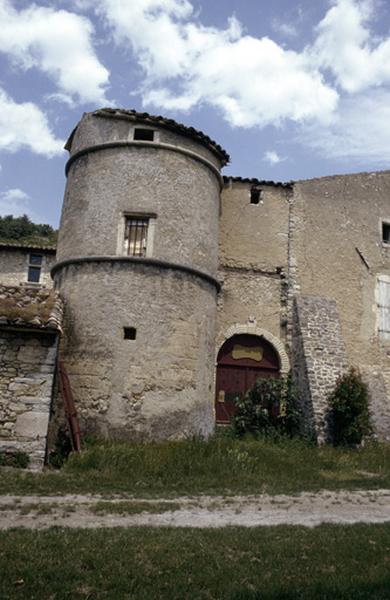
[232,374,301,438]
[328,368,372,446]
[0,451,29,469]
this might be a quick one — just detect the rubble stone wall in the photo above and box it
[0,330,58,468]
[292,295,348,442]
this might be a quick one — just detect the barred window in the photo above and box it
[27,253,43,283]
[125,217,149,257]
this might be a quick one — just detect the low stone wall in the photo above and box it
[0,329,58,469]
[292,295,348,442]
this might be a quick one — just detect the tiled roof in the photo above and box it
[0,241,56,252]
[92,108,230,166]
[223,176,293,189]
[0,285,63,332]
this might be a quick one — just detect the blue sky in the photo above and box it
[1,0,390,226]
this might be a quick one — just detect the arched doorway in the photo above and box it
[215,334,280,424]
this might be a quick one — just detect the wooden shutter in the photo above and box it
[377,277,390,340]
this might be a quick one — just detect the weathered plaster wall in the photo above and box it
[220,181,290,271]
[54,112,223,440]
[58,113,221,276]
[55,262,217,440]
[217,182,290,355]
[0,330,57,468]
[0,249,55,288]
[291,172,390,438]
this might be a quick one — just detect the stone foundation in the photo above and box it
[0,329,58,469]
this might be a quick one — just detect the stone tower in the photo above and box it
[52,108,228,440]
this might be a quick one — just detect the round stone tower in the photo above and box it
[53,108,228,440]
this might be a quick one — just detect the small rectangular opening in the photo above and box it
[134,128,154,141]
[382,222,390,244]
[250,189,262,204]
[124,327,137,340]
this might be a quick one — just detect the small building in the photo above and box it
[0,285,62,468]
[0,241,56,288]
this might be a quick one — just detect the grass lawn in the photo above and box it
[0,437,389,497]
[0,524,389,599]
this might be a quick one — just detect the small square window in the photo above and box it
[250,189,263,204]
[382,222,390,244]
[27,254,43,283]
[124,327,137,340]
[134,128,154,141]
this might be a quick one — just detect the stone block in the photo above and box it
[15,411,49,439]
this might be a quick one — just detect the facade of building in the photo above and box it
[1,108,390,466]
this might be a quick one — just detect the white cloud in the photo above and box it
[298,89,390,165]
[263,150,285,166]
[0,0,109,105]
[0,188,31,217]
[89,0,338,128]
[0,88,64,157]
[48,0,390,166]
[271,19,298,38]
[312,0,390,93]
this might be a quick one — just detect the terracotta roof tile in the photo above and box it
[0,285,63,332]
[0,241,56,252]
[223,176,293,189]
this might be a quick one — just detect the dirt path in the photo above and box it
[0,489,389,529]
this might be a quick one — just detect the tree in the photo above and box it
[0,214,57,245]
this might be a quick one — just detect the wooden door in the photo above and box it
[215,334,280,424]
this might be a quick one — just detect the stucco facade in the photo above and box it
[1,108,390,452]
[52,109,225,440]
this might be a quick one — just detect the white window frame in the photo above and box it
[128,126,160,143]
[116,212,156,258]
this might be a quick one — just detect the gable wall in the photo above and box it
[0,249,55,288]
[290,171,390,438]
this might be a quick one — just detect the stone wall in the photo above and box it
[53,111,223,441]
[0,248,55,288]
[0,329,58,468]
[54,260,217,440]
[292,296,348,442]
[217,181,290,357]
[290,172,390,439]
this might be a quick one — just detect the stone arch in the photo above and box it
[216,324,290,374]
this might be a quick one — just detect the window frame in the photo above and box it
[27,253,43,284]
[117,212,157,258]
[133,128,155,142]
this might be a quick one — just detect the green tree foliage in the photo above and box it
[0,214,57,245]
[328,368,372,446]
[232,374,301,438]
